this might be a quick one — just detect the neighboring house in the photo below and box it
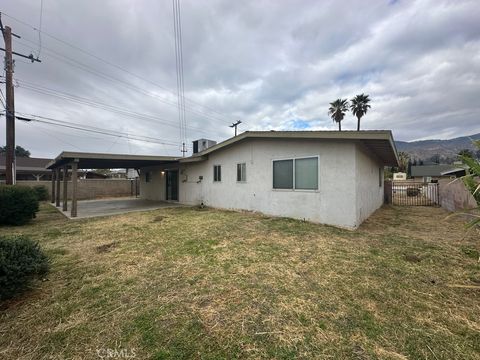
[139,131,398,229]
[0,155,52,181]
[411,164,467,182]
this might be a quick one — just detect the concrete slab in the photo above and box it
[50,197,183,219]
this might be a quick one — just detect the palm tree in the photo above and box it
[350,93,371,131]
[328,99,349,131]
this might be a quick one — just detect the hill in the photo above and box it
[395,133,480,162]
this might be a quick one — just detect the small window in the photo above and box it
[379,167,383,187]
[273,159,294,189]
[295,157,318,190]
[213,165,221,182]
[145,171,151,183]
[237,163,246,182]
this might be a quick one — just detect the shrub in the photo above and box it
[0,235,49,301]
[406,187,420,197]
[32,185,49,201]
[0,185,39,225]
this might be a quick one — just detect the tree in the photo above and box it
[458,149,473,158]
[350,93,371,131]
[459,140,480,228]
[0,145,31,157]
[397,151,410,173]
[328,99,349,131]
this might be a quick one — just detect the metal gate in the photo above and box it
[390,181,439,206]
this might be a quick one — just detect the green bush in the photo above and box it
[32,185,49,201]
[406,187,420,197]
[0,235,49,300]
[0,185,39,225]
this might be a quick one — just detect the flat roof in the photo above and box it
[193,130,399,166]
[411,164,459,177]
[46,151,180,169]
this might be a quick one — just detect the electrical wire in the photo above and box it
[13,37,227,124]
[11,111,183,147]
[1,11,231,121]
[37,0,43,57]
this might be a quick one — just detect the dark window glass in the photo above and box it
[273,160,293,189]
[214,165,221,182]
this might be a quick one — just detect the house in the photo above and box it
[139,130,399,229]
[0,155,53,181]
[411,164,467,182]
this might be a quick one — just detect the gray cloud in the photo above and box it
[1,0,479,158]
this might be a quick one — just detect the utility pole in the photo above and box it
[181,142,187,157]
[230,120,242,137]
[1,15,41,184]
[3,25,14,185]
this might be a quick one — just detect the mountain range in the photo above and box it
[395,133,480,162]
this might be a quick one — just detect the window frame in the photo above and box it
[379,167,383,187]
[213,165,222,182]
[272,155,319,192]
[145,171,151,183]
[237,163,247,182]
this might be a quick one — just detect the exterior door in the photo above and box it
[166,170,179,201]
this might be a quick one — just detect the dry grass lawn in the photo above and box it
[0,203,479,359]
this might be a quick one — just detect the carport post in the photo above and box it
[62,165,68,212]
[71,161,78,217]
[55,168,61,207]
[51,169,56,203]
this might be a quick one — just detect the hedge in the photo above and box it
[0,185,39,225]
[32,185,49,201]
[0,235,49,300]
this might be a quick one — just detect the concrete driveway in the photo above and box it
[52,197,183,219]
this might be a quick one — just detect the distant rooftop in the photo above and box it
[411,164,465,177]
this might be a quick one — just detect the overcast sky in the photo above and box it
[1,0,479,158]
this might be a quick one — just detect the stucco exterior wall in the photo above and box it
[141,139,367,228]
[355,144,384,225]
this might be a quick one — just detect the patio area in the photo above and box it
[51,197,183,219]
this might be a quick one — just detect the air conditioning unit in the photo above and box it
[192,138,216,154]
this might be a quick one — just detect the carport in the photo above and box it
[46,151,180,218]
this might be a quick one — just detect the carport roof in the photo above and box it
[46,151,180,169]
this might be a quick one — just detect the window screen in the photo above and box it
[145,172,151,183]
[295,157,318,190]
[237,163,246,182]
[273,159,293,189]
[213,165,221,182]
[379,167,383,187]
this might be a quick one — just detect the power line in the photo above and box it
[12,77,214,136]
[173,0,187,155]
[14,37,227,124]
[37,0,43,57]
[13,39,224,122]
[1,11,231,121]
[7,111,184,147]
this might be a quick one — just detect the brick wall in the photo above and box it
[12,179,139,200]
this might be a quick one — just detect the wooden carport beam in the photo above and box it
[62,165,68,212]
[55,168,61,206]
[71,160,78,217]
[51,169,56,203]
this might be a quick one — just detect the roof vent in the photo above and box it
[192,139,217,154]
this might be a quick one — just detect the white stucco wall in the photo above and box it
[354,144,384,225]
[141,139,371,228]
[139,167,166,201]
